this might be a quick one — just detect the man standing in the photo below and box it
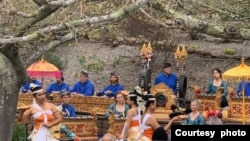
[97,72,124,98]
[154,63,177,94]
[69,71,95,96]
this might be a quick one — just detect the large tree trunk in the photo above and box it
[0,53,19,141]
[0,44,27,141]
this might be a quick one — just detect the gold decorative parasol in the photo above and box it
[222,57,250,124]
[26,56,61,85]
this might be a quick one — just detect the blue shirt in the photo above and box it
[45,82,69,94]
[237,82,250,97]
[62,104,76,117]
[98,83,124,98]
[154,73,177,94]
[69,80,95,96]
[21,80,42,93]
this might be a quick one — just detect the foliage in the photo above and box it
[79,56,86,67]
[79,55,105,72]
[189,29,202,40]
[12,124,26,141]
[112,56,123,68]
[87,60,105,72]
[100,26,119,42]
[189,44,199,49]
[44,52,66,70]
[89,54,97,60]
[224,48,235,55]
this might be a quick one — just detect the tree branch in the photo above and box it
[152,0,250,40]
[190,0,243,20]
[0,8,34,18]
[17,6,59,37]
[25,32,80,66]
[139,8,176,29]
[33,0,49,6]
[48,0,80,6]
[0,0,150,44]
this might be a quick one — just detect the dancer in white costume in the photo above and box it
[119,93,141,141]
[139,94,160,141]
[18,86,62,141]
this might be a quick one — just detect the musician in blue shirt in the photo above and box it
[237,80,250,97]
[207,68,228,108]
[58,92,76,117]
[69,71,95,96]
[154,63,177,94]
[46,76,69,94]
[97,72,124,98]
[21,75,42,93]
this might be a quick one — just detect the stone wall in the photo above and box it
[49,41,247,100]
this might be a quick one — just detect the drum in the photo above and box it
[179,75,187,98]
[58,137,74,141]
[155,93,167,106]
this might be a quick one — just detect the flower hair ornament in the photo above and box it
[134,86,143,95]
[128,86,146,112]
[192,85,201,96]
[205,109,222,119]
[30,83,44,94]
[29,83,43,103]
[29,83,40,90]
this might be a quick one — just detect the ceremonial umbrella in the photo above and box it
[26,57,61,86]
[222,57,250,124]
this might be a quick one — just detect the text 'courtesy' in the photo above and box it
[171,125,250,141]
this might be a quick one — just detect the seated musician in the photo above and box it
[21,75,42,93]
[207,68,228,108]
[97,72,124,98]
[45,76,69,94]
[165,99,205,126]
[236,78,250,97]
[161,99,204,141]
[154,63,177,95]
[104,91,129,118]
[182,99,205,125]
[46,77,69,94]
[57,92,76,117]
[69,71,95,96]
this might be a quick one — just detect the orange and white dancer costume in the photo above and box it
[121,114,141,141]
[28,103,58,141]
[139,113,154,141]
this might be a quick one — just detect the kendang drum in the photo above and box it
[58,137,74,141]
